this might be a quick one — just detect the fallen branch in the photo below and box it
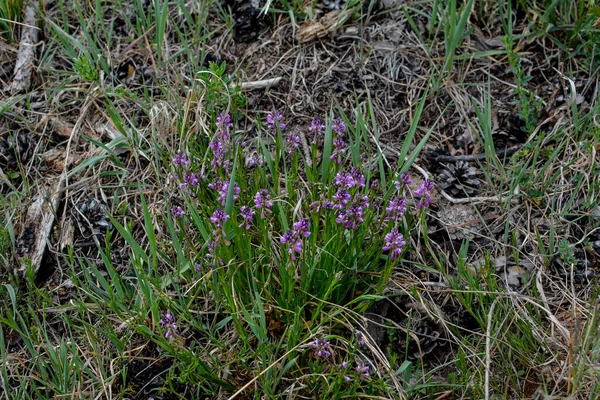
[16,174,65,276]
[233,77,282,91]
[9,0,40,94]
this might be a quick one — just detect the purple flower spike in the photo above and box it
[216,113,233,132]
[183,172,199,187]
[355,330,365,345]
[172,151,189,168]
[383,230,406,260]
[400,173,412,186]
[281,218,311,260]
[171,206,184,218]
[356,365,370,378]
[254,189,273,219]
[160,312,179,339]
[332,117,346,136]
[239,206,254,230]
[414,179,434,197]
[417,195,434,210]
[266,110,286,132]
[309,118,325,145]
[210,209,229,228]
[311,338,331,358]
[385,197,407,222]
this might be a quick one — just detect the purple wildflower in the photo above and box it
[205,240,217,262]
[210,209,229,228]
[210,209,230,244]
[414,179,435,197]
[239,206,254,230]
[172,151,189,168]
[341,361,349,368]
[160,312,179,339]
[344,376,352,382]
[330,136,347,164]
[171,206,184,218]
[355,330,365,345]
[332,117,346,136]
[383,230,406,260]
[356,365,370,378]
[254,189,273,219]
[309,118,325,145]
[266,110,286,132]
[281,218,311,260]
[209,179,240,206]
[334,169,365,189]
[334,193,369,230]
[399,172,412,186]
[385,197,407,222]
[183,172,199,187]
[311,338,331,358]
[417,195,434,210]
[333,189,352,209]
[216,112,233,133]
[248,153,264,168]
[293,219,311,238]
[285,133,301,155]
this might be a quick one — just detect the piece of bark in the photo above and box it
[15,174,65,276]
[296,9,352,43]
[233,77,282,91]
[9,0,40,94]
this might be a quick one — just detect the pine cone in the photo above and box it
[73,197,112,238]
[16,224,36,256]
[0,132,33,170]
[551,249,597,283]
[438,161,481,197]
[402,317,441,361]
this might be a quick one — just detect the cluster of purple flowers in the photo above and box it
[239,206,254,230]
[254,189,274,219]
[172,151,189,168]
[383,230,406,260]
[171,150,204,195]
[385,197,407,222]
[330,169,369,230]
[309,118,325,146]
[160,312,179,339]
[209,113,233,173]
[208,178,240,206]
[331,118,347,164]
[354,330,365,345]
[266,110,301,155]
[281,218,311,260]
[311,338,332,358]
[356,365,370,378]
[339,361,370,381]
[415,179,434,210]
[395,172,412,190]
[210,208,230,245]
[266,110,286,132]
[171,206,184,218]
[248,153,264,168]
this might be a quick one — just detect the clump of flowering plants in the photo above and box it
[168,110,430,311]
[111,96,434,396]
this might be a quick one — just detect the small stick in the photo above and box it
[234,77,282,91]
[9,0,39,94]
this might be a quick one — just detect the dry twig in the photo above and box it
[9,0,39,94]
